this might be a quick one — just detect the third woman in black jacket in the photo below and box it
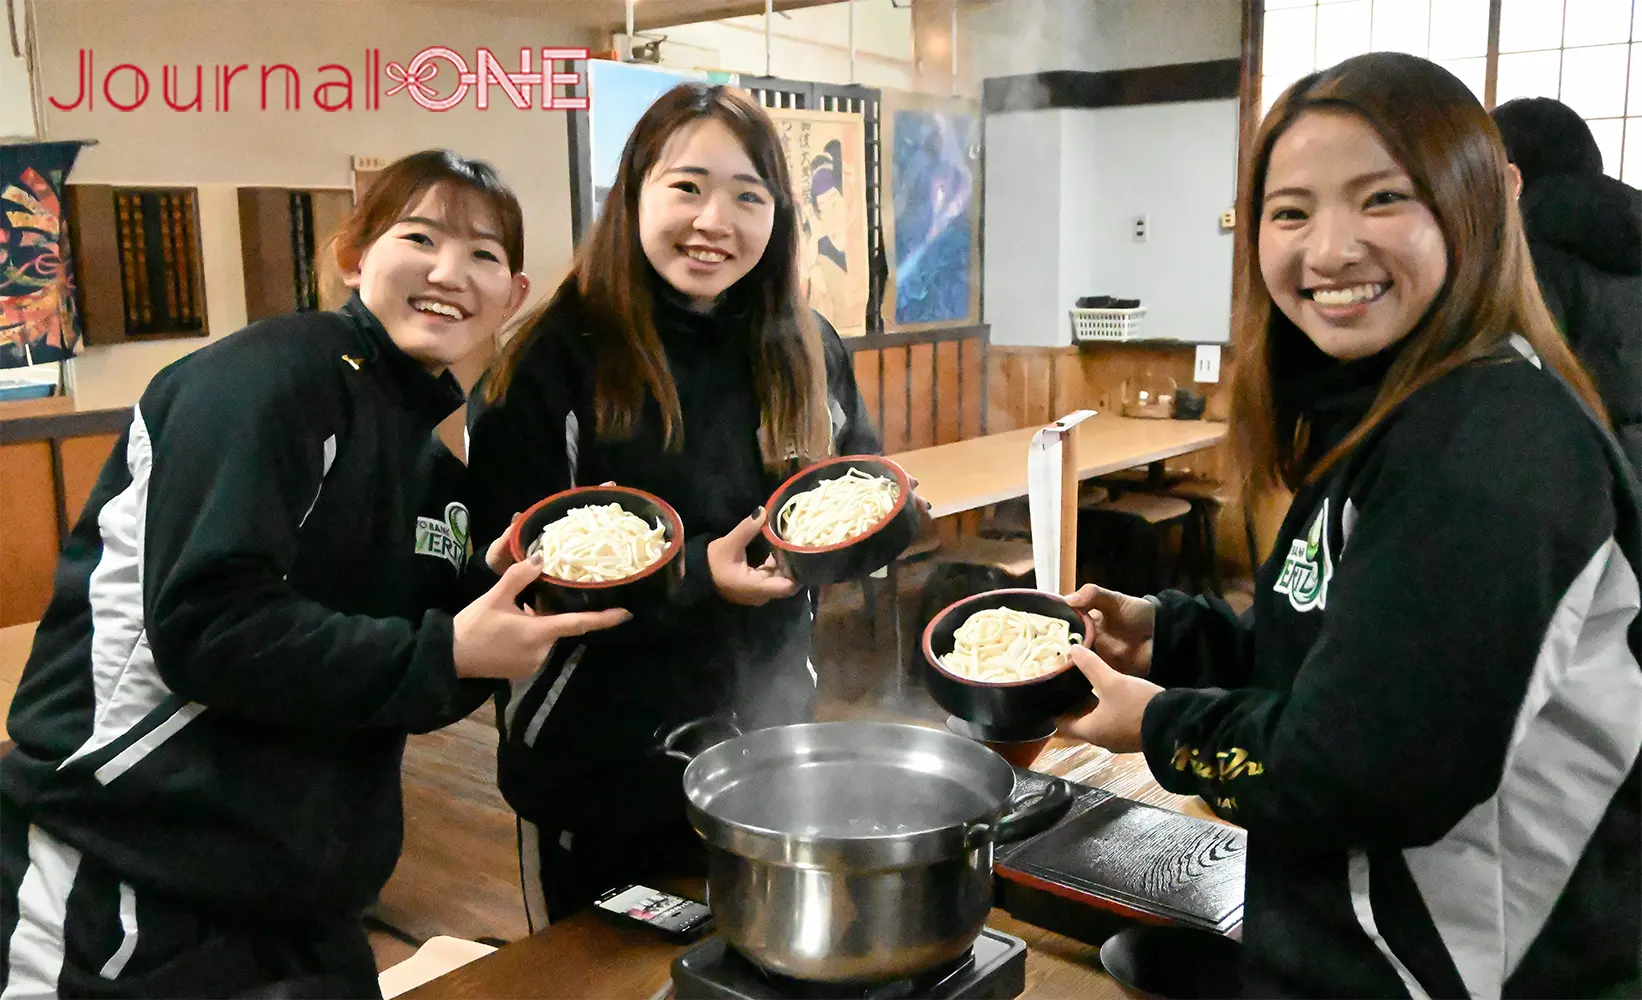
[465,83,881,927]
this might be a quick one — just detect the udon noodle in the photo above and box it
[776,467,900,547]
[939,607,1075,683]
[529,503,667,582]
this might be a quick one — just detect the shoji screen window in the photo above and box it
[1261,0,1492,115]
[1494,0,1640,183]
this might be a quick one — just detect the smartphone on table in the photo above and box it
[592,884,716,943]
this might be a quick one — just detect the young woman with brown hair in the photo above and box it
[465,83,882,926]
[0,150,629,998]
[1056,53,1640,997]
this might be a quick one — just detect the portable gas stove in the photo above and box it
[669,927,1028,1000]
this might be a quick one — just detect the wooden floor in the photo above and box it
[368,564,1254,972]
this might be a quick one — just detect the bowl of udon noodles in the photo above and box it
[921,589,1096,733]
[761,455,920,587]
[506,485,685,614]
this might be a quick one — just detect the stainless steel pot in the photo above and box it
[667,720,1072,984]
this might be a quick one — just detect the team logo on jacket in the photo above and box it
[1273,499,1332,612]
[415,502,470,571]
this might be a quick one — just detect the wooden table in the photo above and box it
[0,621,37,744]
[402,740,1222,1000]
[891,415,1227,520]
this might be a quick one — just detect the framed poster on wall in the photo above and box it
[767,105,870,338]
[879,90,981,332]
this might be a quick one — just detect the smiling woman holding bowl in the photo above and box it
[1054,53,1641,999]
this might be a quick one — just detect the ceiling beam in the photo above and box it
[620,0,842,32]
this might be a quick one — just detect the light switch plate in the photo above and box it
[1219,208,1235,230]
[1195,345,1221,383]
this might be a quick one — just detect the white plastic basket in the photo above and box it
[1070,306,1147,343]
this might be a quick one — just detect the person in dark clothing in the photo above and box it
[465,83,886,928]
[1056,55,1640,998]
[1493,97,1642,475]
[0,151,629,999]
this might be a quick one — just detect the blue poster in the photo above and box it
[588,61,704,218]
[889,108,979,327]
[1,141,87,368]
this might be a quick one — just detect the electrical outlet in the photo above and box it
[1195,345,1221,383]
[1132,215,1148,243]
[1219,208,1235,230]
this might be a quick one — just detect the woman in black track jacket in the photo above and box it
[1057,55,1641,998]
[0,151,627,999]
[466,84,887,928]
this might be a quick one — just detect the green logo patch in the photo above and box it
[1273,498,1333,613]
[415,501,470,571]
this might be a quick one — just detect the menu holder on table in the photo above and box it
[995,768,1246,944]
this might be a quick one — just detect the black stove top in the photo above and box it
[670,928,1027,1000]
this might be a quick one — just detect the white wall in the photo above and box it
[1059,101,1238,344]
[968,0,1241,79]
[974,0,1242,347]
[983,111,1062,347]
[30,0,599,410]
[642,0,913,90]
[1,0,35,139]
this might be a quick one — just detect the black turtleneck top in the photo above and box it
[465,275,880,835]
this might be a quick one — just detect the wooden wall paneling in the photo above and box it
[956,341,985,536]
[907,344,936,450]
[852,348,884,443]
[58,434,118,531]
[879,347,910,453]
[0,443,62,628]
[934,342,961,446]
[959,340,984,440]
[985,350,1018,432]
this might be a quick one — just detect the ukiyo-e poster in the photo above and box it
[881,91,981,331]
[767,106,870,338]
[0,141,87,369]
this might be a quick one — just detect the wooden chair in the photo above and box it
[913,536,1039,645]
[1164,477,1237,597]
[1078,492,1196,595]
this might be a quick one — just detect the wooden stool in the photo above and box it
[1079,493,1194,595]
[914,537,1039,649]
[980,498,1032,540]
[1164,478,1236,598]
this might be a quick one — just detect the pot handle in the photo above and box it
[658,715,743,764]
[965,776,1074,850]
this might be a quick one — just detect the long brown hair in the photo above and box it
[1230,52,1605,504]
[484,83,831,468]
[321,150,525,305]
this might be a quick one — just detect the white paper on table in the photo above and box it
[1028,410,1098,592]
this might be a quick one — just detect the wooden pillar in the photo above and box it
[1058,420,1082,595]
